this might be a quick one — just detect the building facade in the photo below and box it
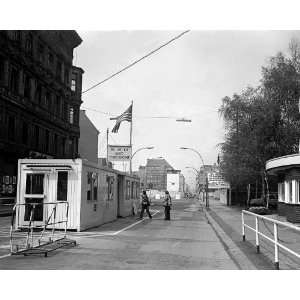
[144,158,174,191]
[0,30,83,199]
[166,170,185,199]
[79,110,99,163]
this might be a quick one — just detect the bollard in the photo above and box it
[242,211,245,241]
[255,216,260,253]
[274,223,279,270]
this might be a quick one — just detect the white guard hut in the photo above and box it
[266,154,300,223]
[16,159,140,231]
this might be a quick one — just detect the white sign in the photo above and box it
[108,145,132,161]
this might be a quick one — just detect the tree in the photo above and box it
[219,40,300,205]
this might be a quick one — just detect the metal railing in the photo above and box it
[10,201,69,255]
[242,210,300,269]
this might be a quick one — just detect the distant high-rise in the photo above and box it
[144,158,174,191]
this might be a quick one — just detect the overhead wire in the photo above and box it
[81,30,190,94]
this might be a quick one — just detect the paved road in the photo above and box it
[0,198,241,269]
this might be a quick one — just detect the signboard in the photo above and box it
[108,145,132,161]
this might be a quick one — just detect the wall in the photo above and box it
[78,110,99,163]
[80,161,118,231]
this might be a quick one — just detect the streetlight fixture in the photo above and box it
[180,147,209,207]
[130,146,154,174]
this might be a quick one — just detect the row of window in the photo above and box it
[278,181,300,204]
[85,172,140,202]
[2,114,77,157]
[0,57,79,125]
[126,180,140,200]
[25,172,68,201]
[86,172,115,202]
[7,31,77,90]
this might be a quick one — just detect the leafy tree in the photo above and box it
[219,40,300,204]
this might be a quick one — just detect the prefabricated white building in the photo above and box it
[16,159,140,231]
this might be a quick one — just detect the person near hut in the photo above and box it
[163,190,172,220]
[139,190,152,219]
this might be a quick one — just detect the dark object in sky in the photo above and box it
[176,118,192,122]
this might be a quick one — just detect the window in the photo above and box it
[64,69,69,85]
[47,52,54,68]
[298,181,300,204]
[35,83,42,104]
[131,181,134,199]
[23,74,31,99]
[135,182,139,199]
[0,57,5,83]
[26,174,44,195]
[38,43,44,63]
[56,61,62,79]
[7,116,15,141]
[9,67,18,94]
[11,31,21,43]
[54,134,58,154]
[57,172,68,201]
[24,173,44,221]
[44,91,50,108]
[22,122,28,145]
[87,172,98,201]
[55,96,61,117]
[126,180,130,200]
[34,125,39,148]
[25,34,33,56]
[62,137,66,156]
[87,172,92,200]
[107,175,114,201]
[71,73,76,91]
[45,130,49,153]
[288,181,293,203]
[278,182,285,202]
[69,106,74,124]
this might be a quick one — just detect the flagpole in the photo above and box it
[130,100,133,174]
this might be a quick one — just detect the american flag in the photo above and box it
[111,104,132,133]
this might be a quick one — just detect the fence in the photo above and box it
[242,209,300,269]
[10,201,76,257]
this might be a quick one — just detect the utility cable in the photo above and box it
[82,30,190,94]
[81,105,216,119]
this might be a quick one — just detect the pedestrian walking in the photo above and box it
[163,190,172,220]
[139,190,152,219]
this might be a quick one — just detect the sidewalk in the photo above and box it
[205,198,300,270]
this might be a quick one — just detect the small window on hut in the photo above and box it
[93,173,98,200]
[298,181,300,204]
[57,171,68,201]
[288,181,293,203]
[131,182,134,199]
[106,175,114,201]
[87,172,98,201]
[126,180,130,200]
[87,172,92,200]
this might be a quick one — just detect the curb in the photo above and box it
[203,207,257,270]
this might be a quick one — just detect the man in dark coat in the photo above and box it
[140,190,152,219]
[163,190,172,220]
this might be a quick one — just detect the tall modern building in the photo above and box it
[0,30,83,199]
[144,158,174,191]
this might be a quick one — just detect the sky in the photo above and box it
[75,30,299,189]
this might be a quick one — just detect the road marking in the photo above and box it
[0,253,10,259]
[73,210,160,238]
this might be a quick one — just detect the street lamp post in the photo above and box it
[180,147,209,207]
[130,146,154,175]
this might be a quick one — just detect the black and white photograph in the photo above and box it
[0,1,300,299]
